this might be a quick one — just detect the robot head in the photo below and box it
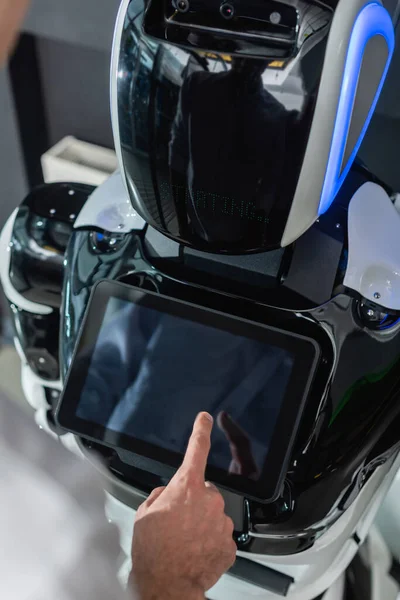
[112,0,394,253]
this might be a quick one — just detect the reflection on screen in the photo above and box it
[76,298,294,480]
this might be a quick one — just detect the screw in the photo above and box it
[68,190,75,196]
[69,214,76,220]
[38,357,46,364]
[335,223,341,229]
[177,0,189,13]
[49,208,56,216]
[374,292,381,300]
[117,223,124,230]
[367,309,375,318]
[270,11,282,25]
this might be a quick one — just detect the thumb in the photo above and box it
[143,486,166,508]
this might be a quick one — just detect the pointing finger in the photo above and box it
[180,412,213,481]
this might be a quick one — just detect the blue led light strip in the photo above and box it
[319,2,395,215]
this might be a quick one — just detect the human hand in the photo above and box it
[130,412,237,600]
[217,411,258,479]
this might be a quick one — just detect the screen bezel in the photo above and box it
[57,279,321,503]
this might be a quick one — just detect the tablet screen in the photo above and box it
[57,281,320,501]
[76,297,294,478]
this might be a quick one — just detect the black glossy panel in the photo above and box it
[229,557,294,596]
[116,0,332,252]
[146,0,299,57]
[24,182,95,222]
[60,222,400,552]
[61,230,142,375]
[183,244,285,288]
[10,206,66,308]
[9,307,61,381]
[9,183,94,308]
[282,212,344,305]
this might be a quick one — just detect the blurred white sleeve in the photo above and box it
[0,392,136,600]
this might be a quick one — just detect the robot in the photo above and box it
[2,0,400,597]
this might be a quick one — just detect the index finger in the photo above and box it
[180,412,213,481]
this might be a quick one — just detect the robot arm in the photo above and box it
[0,183,94,388]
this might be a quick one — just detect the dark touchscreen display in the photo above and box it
[76,297,295,480]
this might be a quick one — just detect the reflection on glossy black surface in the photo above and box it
[117,0,332,251]
[65,285,325,505]
[10,206,66,309]
[61,230,143,376]
[6,183,94,382]
[24,182,95,222]
[76,296,295,478]
[9,183,94,308]
[10,306,60,380]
